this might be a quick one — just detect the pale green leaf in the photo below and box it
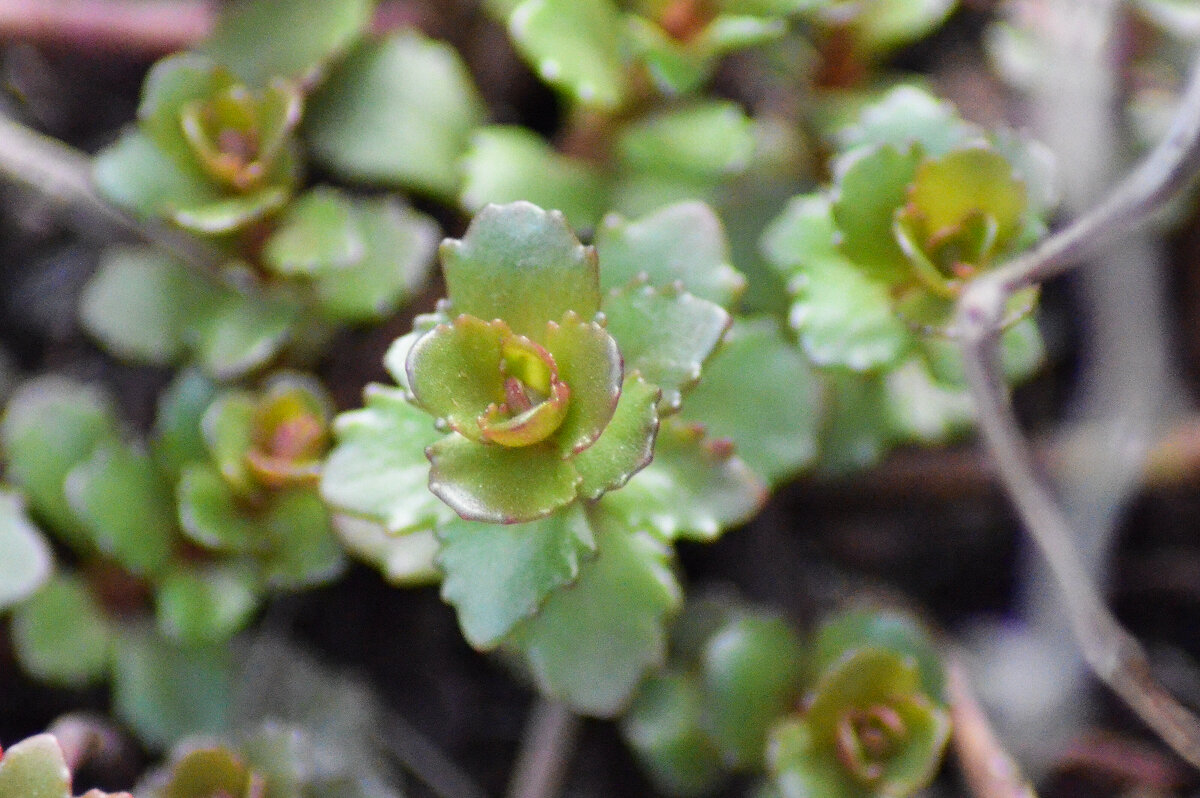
[321,385,453,534]
[311,197,439,322]
[438,503,595,648]
[595,202,746,307]
[460,126,608,229]
[64,442,176,577]
[679,317,819,484]
[618,101,755,179]
[203,0,374,86]
[507,510,681,716]
[598,418,765,542]
[764,194,910,371]
[306,32,486,199]
[509,0,628,109]
[831,144,922,281]
[427,434,579,524]
[11,574,114,687]
[0,490,52,610]
[0,734,72,798]
[1,376,120,545]
[156,566,259,645]
[111,629,232,748]
[601,280,730,413]
[262,187,365,277]
[441,202,601,340]
[80,248,218,365]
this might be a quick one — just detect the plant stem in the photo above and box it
[0,0,213,54]
[0,113,222,269]
[504,699,581,798]
[0,0,431,56]
[971,52,1200,299]
[377,710,490,798]
[946,656,1037,798]
[954,49,1200,769]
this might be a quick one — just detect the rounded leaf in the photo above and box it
[427,434,580,523]
[0,490,52,610]
[440,202,601,340]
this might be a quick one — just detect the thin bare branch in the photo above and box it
[0,0,213,55]
[377,710,490,798]
[0,0,432,57]
[954,47,1200,769]
[0,113,223,269]
[947,656,1039,798]
[980,50,1200,296]
[504,699,581,798]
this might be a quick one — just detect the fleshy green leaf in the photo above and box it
[262,187,365,277]
[0,489,52,610]
[311,197,439,322]
[780,648,950,798]
[80,248,218,365]
[11,574,114,687]
[831,144,922,281]
[152,369,219,479]
[427,434,579,524]
[438,503,596,648]
[601,280,730,413]
[92,129,219,227]
[177,464,263,552]
[0,735,72,798]
[202,0,373,86]
[813,609,947,703]
[333,515,440,586]
[621,672,727,797]
[882,358,974,443]
[835,85,980,158]
[111,629,232,748]
[1,376,120,545]
[764,194,910,371]
[702,613,806,768]
[573,373,660,499]
[321,385,453,534]
[545,315,622,455]
[201,390,257,495]
[192,289,298,380]
[817,372,891,474]
[908,146,1027,255]
[509,0,628,109]
[441,202,601,339]
[406,316,509,440]
[306,32,486,199]
[507,509,682,716]
[768,718,852,798]
[64,442,176,577]
[137,53,233,174]
[679,317,819,484]
[171,186,290,234]
[842,0,956,54]
[598,418,766,542]
[625,17,709,96]
[259,489,344,588]
[618,102,755,180]
[595,202,746,307]
[156,566,259,645]
[460,126,609,229]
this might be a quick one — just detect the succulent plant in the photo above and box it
[767,610,950,798]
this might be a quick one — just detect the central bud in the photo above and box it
[834,703,907,785]
[478,335,570,447]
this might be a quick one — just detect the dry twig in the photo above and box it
[947,656,1039,798]
[955,49,1200,769]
